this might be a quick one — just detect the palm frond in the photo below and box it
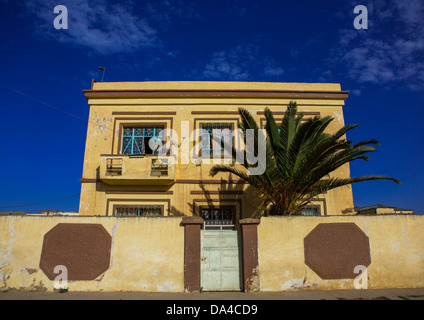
[209,101,400,215]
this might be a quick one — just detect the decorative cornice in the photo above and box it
[83,89,349,100]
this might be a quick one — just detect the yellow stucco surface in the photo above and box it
[258,215,424,291]
[79,81,354,218]
[2,214,423,292]
[0,215,184,292]
[91,81,342,91]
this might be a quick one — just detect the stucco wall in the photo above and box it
[0,215,184,292]
[2,214,422,293]
[258,215,424,291]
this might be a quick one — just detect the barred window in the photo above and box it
[121,126,164,155]
[115,205,163,217]
[200,207,235,225]
[300,205,321,216]
[200,122,233,157]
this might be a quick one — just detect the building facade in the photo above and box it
[355,205,414,215]
[78,81,355,221]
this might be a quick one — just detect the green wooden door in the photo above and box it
[201,228,241,291]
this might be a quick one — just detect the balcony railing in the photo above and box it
[151,158,169,176]
[99,154,175,185]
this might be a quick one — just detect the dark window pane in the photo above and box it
[121,126,164,155]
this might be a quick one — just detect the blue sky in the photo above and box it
[0,0,423,214]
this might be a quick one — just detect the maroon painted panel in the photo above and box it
[39,223,112,281]
[304,223,371,279]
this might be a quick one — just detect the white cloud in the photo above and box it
[202,45,284,81]
[25,0,158,54]
[144,0,203,30]
[263,60,284,77]
[337,0,424,90]
[203,47,251,81]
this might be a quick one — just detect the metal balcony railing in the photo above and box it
[151,158,168,176]
[105,158,123,175]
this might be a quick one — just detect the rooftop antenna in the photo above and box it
[328,62,333,83]
[98,67,106,82]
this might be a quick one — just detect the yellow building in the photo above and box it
[78,81,355,220]
[355,205,414,215]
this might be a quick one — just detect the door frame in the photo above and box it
[181,217,261,293]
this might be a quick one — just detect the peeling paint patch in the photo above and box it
[403,226,409,247]
[29,279,47,292]
[0,266,13,289]
[281,278,304,290]
[281,269,317,290]
[246,266,260,292]
[157,281,179,292]
[109,219,119,268]
[362,218,368,236]
[25,268,38,275]
[7,217,16,262]
[95,273,105,288]
[393,242,401,253]
[1,218,16,289]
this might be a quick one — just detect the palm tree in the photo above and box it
[209,101,400,215]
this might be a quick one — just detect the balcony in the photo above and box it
[99,155,175,185]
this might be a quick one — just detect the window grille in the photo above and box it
[264,205,321,216]
[115,205,163,217]
[201,207,234,225]
[300,205,320,216]
[122,126,163,155]
[200,122,233,157]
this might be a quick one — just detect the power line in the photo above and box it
[0,194,80,209]
[0,81,115,133]
[0,82,85,121]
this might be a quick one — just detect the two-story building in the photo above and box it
[79,81,354,223]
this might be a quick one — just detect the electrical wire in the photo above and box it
[0,82,97,210]
[0,82,85,121]
[0,194,80,209]
[0,81,115,133]
[0,82,239,209]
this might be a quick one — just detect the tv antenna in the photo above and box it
[98,67,106,82]
[169,136,185,148]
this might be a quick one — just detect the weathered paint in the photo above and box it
[79,81,354,218]
[1,214,423,292]
[200,229,241,291]
[0,215,184,292]
[258,215,424,291]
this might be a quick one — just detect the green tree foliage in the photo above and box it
[210,101,400,215]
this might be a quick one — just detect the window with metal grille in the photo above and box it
[121,126,164,155]
[115,205,163,217]
[200,207,235,226]
[199,122,233,157]
[300,205,321,216]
